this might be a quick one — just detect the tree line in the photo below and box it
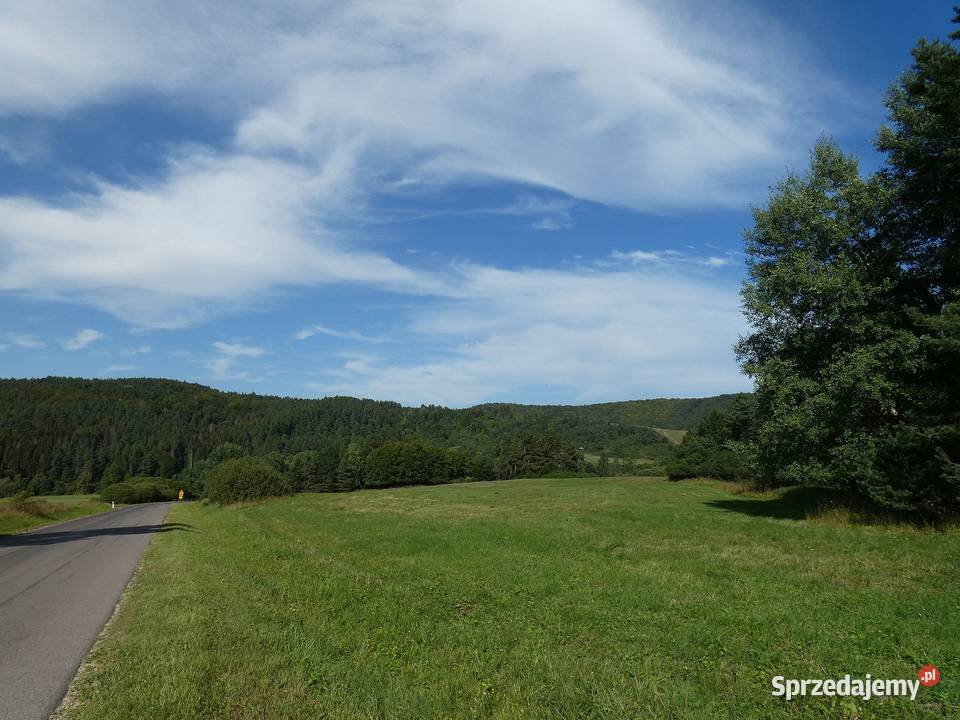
[94,433,590,504]
[670,11,960,518]
[0,377,737,496]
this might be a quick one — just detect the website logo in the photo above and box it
[771,667,941,702]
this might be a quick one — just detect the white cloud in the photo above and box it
[204,341,267,380]
[235,0,831,211]
[0,1,832,400]
[703,256,733,267]
[0,152,431,328]
[485,193,577,231]
[104,363,136,373]
[211,341,266,358]
[611,250,664,264]
[295,324,386,343]
[609,249,738,269]
[62,328,104,350]
[310,263,749,406]
[2,332,45,349]
[0,1,834,330]
[121,343,152,356]
[530,216,572,232]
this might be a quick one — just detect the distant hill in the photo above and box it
[0,377,746,489]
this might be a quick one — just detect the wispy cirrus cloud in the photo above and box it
[0,152,431,328]
[205,341,267,380]
[121,344,152,356]
[0,1,834,332]
[294,324,386,343]
[211,341,266,358]
[62,328,104,351]
[104,363,136,373]
[609,249,738,269]
[237,0,830,210]
[0,1,842,402]
[486,193,577,231]
[310,262,748,406]
[2,332,45,349]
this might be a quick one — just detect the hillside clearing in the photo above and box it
[651,427,687,444]
[61,478,957,719]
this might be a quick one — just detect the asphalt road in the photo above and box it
[0,502,174,720]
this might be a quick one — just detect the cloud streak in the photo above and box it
[311,263,748,406]
[0,1,834,401]
[62,328,104,350]
[204,341,268,380]
[0,152,430,328]
[295,324,386,343]
[2,332,45,349]
[0,1,832,331]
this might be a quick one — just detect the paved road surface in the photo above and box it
[0,503,175,720]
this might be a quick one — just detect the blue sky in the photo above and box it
[0,1,953,406]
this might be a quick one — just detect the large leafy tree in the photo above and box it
[738,12,960,516]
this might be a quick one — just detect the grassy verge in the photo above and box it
[0,494,111,534]
[62,478,957,719]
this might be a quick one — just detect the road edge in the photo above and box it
[48,504,171,720]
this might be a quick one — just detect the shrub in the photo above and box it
[204,457,292,504]
[6,490,50,516]
[0,477,26,498]
[101,478,176,504]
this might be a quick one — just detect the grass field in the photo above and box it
[61,478,957,719]
[0,494,110,534]
[651,427,687,444]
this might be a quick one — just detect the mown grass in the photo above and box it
[0,493,110,534]
[63,478,957,719]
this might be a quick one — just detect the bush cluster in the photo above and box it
[204,457,292,504]
[101,478,177,504]
[364,442,472,488]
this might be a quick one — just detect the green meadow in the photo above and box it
[62,478,957,719]
[0,494,110,534]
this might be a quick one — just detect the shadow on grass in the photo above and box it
[0,522,195,546]
[706,487,826,521]
[705,486,952,528]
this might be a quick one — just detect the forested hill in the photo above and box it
[0,377,744,488]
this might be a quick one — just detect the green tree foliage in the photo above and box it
[364,441,471,488]
[494,434,584,479]
[667,397,756,481]
[101,478,177,504]
[337,440,370,490]
[204,457,292,504]
[598,452,610,475]
[287,449,343,492]
[0,378,734,495]
[736,12,960,516]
